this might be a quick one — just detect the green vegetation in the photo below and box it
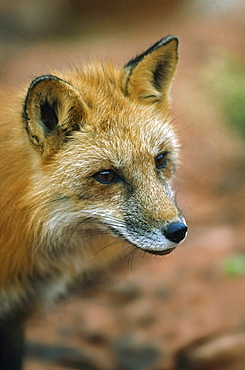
[223,254,245,277]
[211,57,245,139]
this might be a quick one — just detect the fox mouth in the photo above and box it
[143,247,176,256]
[99,223,179,256]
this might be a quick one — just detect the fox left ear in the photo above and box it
[124,36,178,106]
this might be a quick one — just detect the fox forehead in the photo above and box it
[74,104,176,151]
[61,64,178,150]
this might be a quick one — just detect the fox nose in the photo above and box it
[163,222,187,244]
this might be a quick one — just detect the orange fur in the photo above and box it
[0,37,187,320]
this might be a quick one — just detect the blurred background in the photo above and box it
[1,1,244,369]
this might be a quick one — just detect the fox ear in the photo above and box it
[124,36,178,106]
[23,75,88,157]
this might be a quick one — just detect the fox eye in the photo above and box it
[93,170,118,184]
[155,152,168,169]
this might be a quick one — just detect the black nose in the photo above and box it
[164,222,187,243]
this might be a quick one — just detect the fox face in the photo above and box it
[0,36,188,369]
[23,36,187,261]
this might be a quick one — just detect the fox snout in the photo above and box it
[163,221,188,244]
[121,191,187,255]
[123,217,187,256]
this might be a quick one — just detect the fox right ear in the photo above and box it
[23,75,88,157]
[124,36,178,108]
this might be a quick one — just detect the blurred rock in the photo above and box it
[25,342,104,369]
[113,333,161,370]
[174,330,245,370]
[0,0,71,39]
[154,286,172,301]
[108,282,141,305]
[0,0,181,40]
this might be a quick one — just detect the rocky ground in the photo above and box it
[1,1,244,369]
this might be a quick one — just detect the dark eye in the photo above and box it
[93,170,118,184]
[155,152,168,169]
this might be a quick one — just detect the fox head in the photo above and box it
[23,36,187,258]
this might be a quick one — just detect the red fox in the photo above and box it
[0,36,187,368]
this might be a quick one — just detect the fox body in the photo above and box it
[0,36,187,368]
